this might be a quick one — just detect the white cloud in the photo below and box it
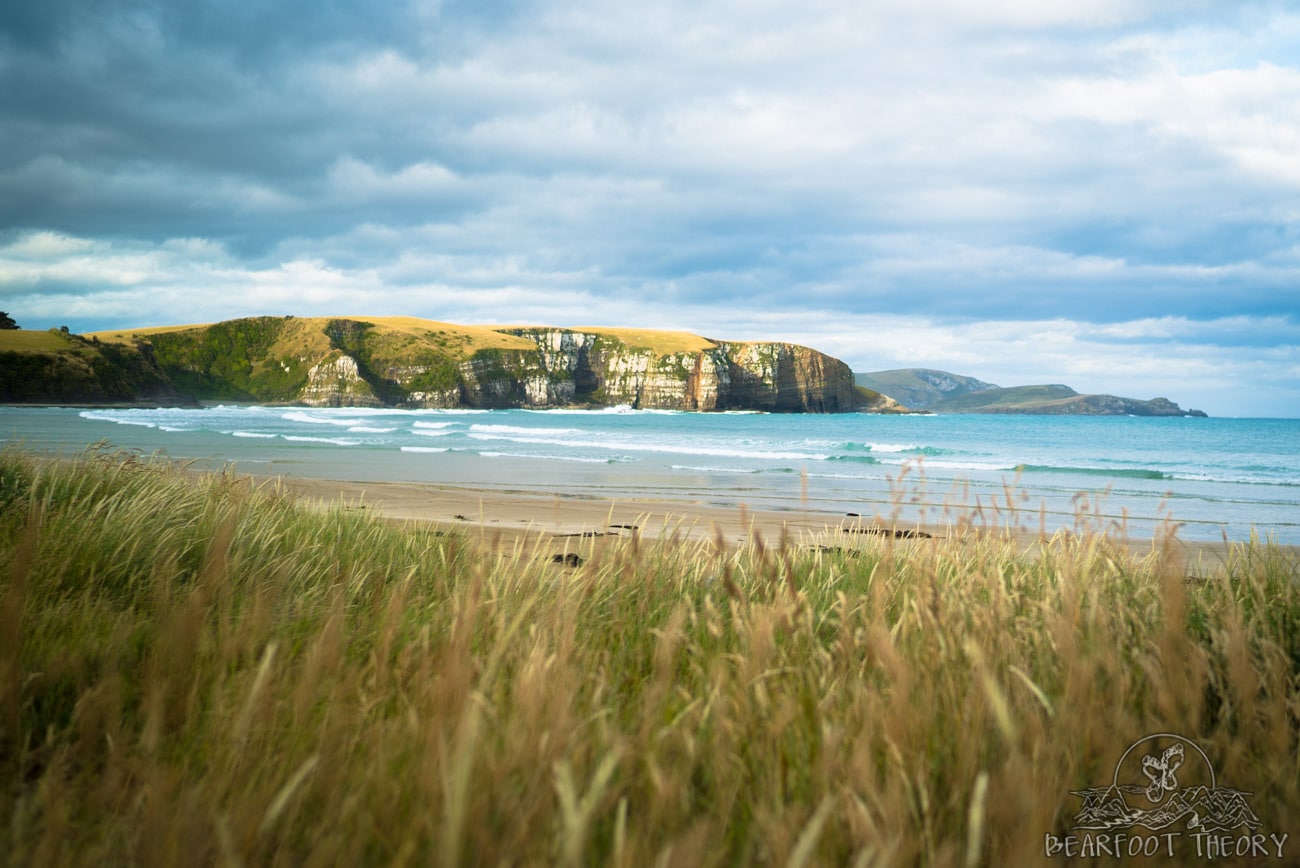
[326,158,461,200]
[1046,60,1300,185]
[3,1,1299,415]
[3,231,97,258]
[876,0,1185,29]
[2,224,1295,415]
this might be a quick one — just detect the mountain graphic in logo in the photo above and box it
[1068,733,1262,833]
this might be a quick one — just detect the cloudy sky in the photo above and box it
[2,1,1298,415]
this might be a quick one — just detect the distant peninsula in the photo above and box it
[1,316,901,414]
[855,368,1208,417]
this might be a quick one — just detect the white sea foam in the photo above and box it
[480,451,620,464]
[412,421,457,429]
[85,416,158,428]
[519,406,680,416]
[281,411,330,424]
[348,426,397,433]
[470,424,585,436]
[282,411,369,427]
[401,446,449,453]
[231,431,278,438]
[876,458,1015,472]
[520,408,586,415]
[598,405,683,415]
[468,430,827,461]
[283,435,360,446]
[803,469,891,482]
[1171,471,1300,487]
[412,428,452,437]
[865,442,919,453]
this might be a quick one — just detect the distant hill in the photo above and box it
[855,368,1206,416]
[2,316,884,413]
[854,369,999,410]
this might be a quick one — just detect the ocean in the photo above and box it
[3,405,1298,544]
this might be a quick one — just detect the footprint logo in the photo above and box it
[1141,743,1184,803]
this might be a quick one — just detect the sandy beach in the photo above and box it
[269,472,1249,575]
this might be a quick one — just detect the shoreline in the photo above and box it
[267,473,1263,574]
[5,406,1296,559]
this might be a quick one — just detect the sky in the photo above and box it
[2,1,1298,416]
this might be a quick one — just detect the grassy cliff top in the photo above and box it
[90,317,723,359]
[0,329,81,352]
[582,327,717,354]
[90,316,539,359]
[526,326,717,354]
[359,317,538,353]
[89,323,216,342]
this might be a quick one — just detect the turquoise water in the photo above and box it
[3,405,1298,544]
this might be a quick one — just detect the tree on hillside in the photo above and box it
[0,311,18,329]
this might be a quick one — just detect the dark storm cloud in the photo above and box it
[0,0,488,250]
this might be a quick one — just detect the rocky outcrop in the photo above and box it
[346,330,860,412]
[299,355,382,407]
[453,349,556,408]
[854,389,911,414]
[714,341,856,412]
[486,329,860,412]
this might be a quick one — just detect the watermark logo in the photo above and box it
[1046,732,1288,860]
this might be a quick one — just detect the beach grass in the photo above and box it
[1,447,1297,866]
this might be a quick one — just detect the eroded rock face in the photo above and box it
[299,355,382,407]
[715,342,857,413]
[480,330,858,412]
[381,365,460,408]
[290,327,859,412]
[577,342,721,410]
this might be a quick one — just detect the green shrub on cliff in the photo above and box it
[337,322,466,400]
[147,316,309,401]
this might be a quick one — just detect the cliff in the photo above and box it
[73,316,865,413]
[491,328,858,412]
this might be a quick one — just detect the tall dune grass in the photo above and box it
[1,448,1297,866]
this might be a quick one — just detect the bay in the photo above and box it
[2,405,1297,544]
